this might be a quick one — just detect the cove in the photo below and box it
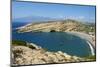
[12,30,92,57]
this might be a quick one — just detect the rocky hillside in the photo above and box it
[11,42,94,66]
[17,19,95,34]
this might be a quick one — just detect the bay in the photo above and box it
[12,22,92,57]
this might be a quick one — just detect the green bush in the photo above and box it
[12,40,27,46]
[84,55,96,60]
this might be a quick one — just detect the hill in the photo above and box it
[17,19,95,34]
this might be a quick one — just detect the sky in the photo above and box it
[12,1,96,23]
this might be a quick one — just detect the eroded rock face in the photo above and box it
[11,43,88,66]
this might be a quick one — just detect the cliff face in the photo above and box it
[12,43,92,65]
[18,20,87,33]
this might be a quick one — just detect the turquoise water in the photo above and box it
[12,30,92,57]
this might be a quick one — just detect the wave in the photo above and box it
[86,41,95,55]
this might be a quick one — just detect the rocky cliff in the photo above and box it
[12,43,93,66]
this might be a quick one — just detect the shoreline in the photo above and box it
[86,41,95,55]
[66,31,95,55]
[12,42,95,65]
[14,26,96,56]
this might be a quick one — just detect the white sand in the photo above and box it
[66,31,95,55]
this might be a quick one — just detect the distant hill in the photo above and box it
[17,19,95,34]
[12,16,57,23]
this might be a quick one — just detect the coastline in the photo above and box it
[86,41,95,55]
[12,31,96,65]
[66,31,95,55]
[12,42,95,65]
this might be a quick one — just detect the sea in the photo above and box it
[12,22,92,57]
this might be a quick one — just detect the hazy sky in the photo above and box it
[12,1,96,22]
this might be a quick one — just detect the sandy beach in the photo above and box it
[66,31,95,55]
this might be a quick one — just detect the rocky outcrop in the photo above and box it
[17,20,87,33]
[11,43,92,66]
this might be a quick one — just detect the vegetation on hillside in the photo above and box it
[12,40,37,49]
[86,55,96,59]
[12,40,27,46]
[84,55,96,61]
[61,19,95,33]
